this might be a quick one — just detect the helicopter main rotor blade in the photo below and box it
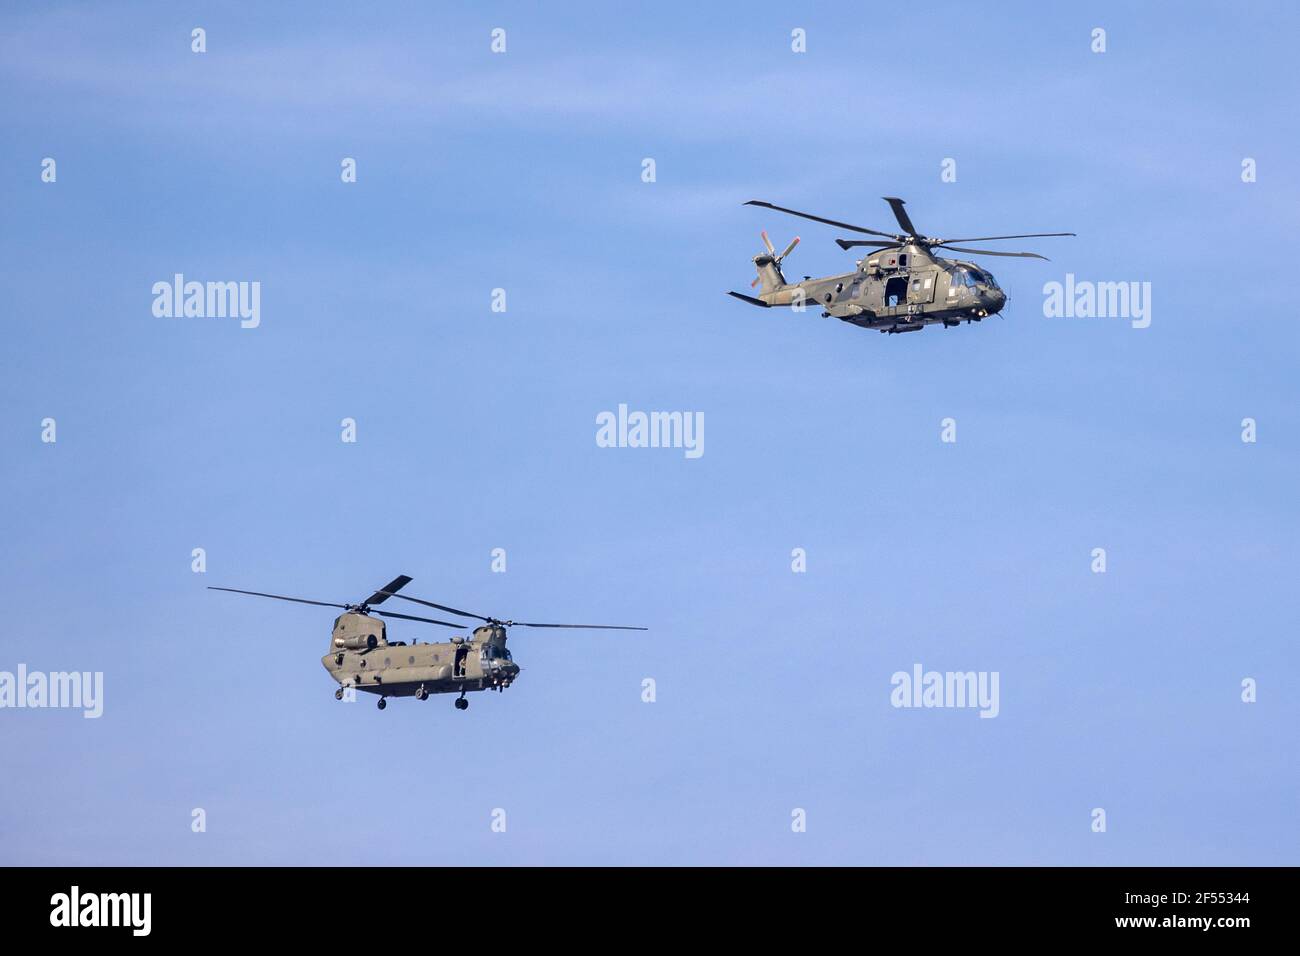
[744,200,898,239]
[381,591,647,631]
[371,609,467,628]
[380,592,493,623]
[509,622,648,631]
[207,587,349,609]
[835,239,897,250]
[882,197,918,236]
[362,574,412,607]
[941,245,1050,259]
[937,232,1076,243]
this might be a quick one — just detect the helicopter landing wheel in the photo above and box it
[455,696,468,711]
[415,687,428,701]
[334,688,344,701]
[377,698,387,710]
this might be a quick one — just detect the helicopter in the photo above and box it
[209,575,646,711]
[728,197,1074,334]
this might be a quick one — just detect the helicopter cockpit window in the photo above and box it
[963,270,978,288]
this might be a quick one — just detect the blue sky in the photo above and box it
[1,0,1296,865]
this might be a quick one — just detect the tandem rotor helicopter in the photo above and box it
[209,575,646,711]
[728,197,1074,334]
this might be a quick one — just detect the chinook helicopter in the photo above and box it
[209,575,646,711]
[728,197,1074,334]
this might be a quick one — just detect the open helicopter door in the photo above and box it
[884,274,909,310]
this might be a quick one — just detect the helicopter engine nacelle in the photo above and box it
[334,634,379,651]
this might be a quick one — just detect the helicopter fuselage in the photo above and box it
[758,243,1007,333]
[323,612,519,700]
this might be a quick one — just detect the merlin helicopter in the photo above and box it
[209,575,646,711]
[728,197,1074,334]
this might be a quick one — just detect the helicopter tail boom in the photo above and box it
[752,256,788,295]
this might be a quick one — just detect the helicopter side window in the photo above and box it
[963,270,977,288]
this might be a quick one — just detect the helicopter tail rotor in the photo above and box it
[750,230,799,291]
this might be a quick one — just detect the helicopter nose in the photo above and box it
[988,289,1006,313]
